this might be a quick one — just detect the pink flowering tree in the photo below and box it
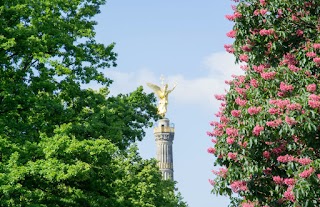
[208,0,320,206]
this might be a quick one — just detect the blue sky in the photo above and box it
[91,1,243,206]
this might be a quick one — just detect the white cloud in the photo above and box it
[205,52,241,77]
[88,51,243,111]
[105,67,158,95]
[167,52,242,109]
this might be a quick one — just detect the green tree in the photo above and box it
[208,0,320,206]
[0,0,187,206]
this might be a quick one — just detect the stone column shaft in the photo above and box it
[154,118,174,180]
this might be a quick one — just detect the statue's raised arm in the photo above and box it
[147,80,176,118]
[167,83,177,94]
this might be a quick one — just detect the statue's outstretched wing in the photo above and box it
[147,83,162,97]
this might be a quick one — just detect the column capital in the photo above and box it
[154,133,174,141]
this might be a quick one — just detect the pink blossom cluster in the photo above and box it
[273,176,283,184]
[226,127,239,137]
[283,178,295,186]
[241,45,252,52]
[220,115,229,123]
[277,154,295,163]
[226,30,236,38]
[254,9,268,16]
[242,202,254,207]
[214,94,226,101]
[248,106,262,115]
[224,44,235,53]
[231,110,241,117]
[279,82,294,92]
[230,180,247,193]
[265,141,274,145]
[283,186,295,202]
[227,137,235,144]
[206,131,214,137]
[297,157,312,165]
[212,168,228,178]
[292,14,299,22]
[253,125,264,136]
[288,64,301,72]
[272,175,296,186]
[269,99,290,109]
[306,84,316,92]
[225,80,232,85]
[240,65,249,71]
[305,70,312,76]
[266,119,282,128]
[268,108,280,115]
[260,9,268,15]
[299,167,314,178]
[313,43,320,49]
[234,75,246,84]
[304,1,314,8]
[313,57,320,64]
[252,64,268,73]
[261,71,276,80]
[306,52,316,58]
[260,0,266,6]
[292,135,299,143]
[231,75,246,87]
[207,147,216,154]
[216,119,229,129]
[285,116,297,126]
[238,141,247,148]
[308,94,320,108]
[235,87,247,96]
[259,29,274,36]
[271,143,286,155]
[215,109,223,116]
[250,78,258,88]
[308,94,320,101]
[235,97,247,106]
[209,121,219,127]
[263,151,270,159]
[296,29,304,36]
[228,152,237,160]
[239,54,249,62]
[225,12,242,21]
[211,128,223,137]
[280,53,297,66]
[286,103,302,111]
[277,9,283,17]
[208,179,215,186]
[253,10,260,16]
[210,121,226,137]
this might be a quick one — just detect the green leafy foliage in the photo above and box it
[0,0,187,206]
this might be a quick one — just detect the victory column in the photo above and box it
[147,78,176,180]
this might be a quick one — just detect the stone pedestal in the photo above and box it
[154,118,175,180]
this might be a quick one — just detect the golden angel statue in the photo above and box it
[147,80,176,118]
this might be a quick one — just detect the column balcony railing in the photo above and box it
[154,126,175,133]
